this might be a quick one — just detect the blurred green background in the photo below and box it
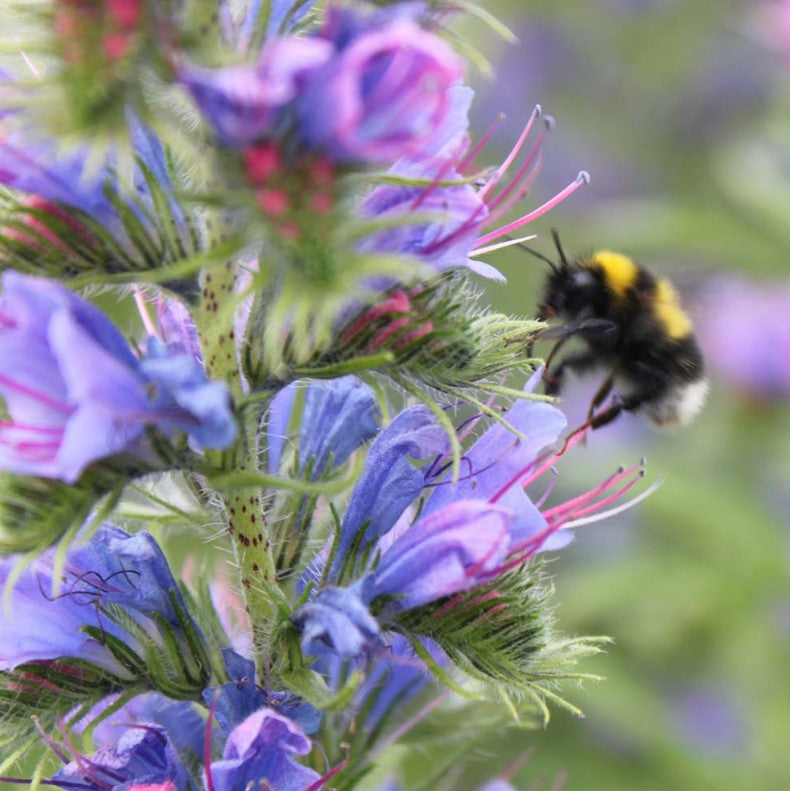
[451,0,790,788]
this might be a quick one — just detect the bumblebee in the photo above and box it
[529,231,708,432]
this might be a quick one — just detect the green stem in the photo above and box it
[194,258,277,680]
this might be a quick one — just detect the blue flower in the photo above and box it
[0,524,196,673]
[267,375,379,477]
[203,649,322,736]
[293,581,382,661]
[0,107,182,229]
[424,370,570,549]
[52,725,190,791]
[329,404,449,580]
[209,708,321,791]
[0,273,235,482]
[372,500,514,611]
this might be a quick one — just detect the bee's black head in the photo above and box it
[537,263,598,321]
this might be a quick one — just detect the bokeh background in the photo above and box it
[449,0,790,788]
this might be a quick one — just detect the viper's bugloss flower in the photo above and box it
[267,375,379,476]
[328,404,449,581]
[209,708,321,791]
[183,2,463,165]
[695,275,790,398]
[51,725,190,791]
[372,500,514,611]
[360,107,589,280]
[299,8,463,163]
[0,523,195,673]
[0,109,178,228]
[293,581,382,660]
[180,37,334,146]
[297,373,650,662]
[0,272,235,482]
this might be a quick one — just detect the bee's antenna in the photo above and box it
[508,236,559,274]
[551,228,571,269]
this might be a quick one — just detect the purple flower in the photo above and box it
[695,275,790,398]
[209,708,321,791]
[329,405,449,580]
[372,500,514,611]
[0,109,181,228]
[204,649,322,736]
[180,37,333,146]
[300,14,463,162]
[293,581,382,660]
[267,375,379,476]
[360,105,590,280]
[424,369,570,550]
[0,272,234,482]
[52,725,189,791]
[0,524,195,673]
[358,136,503,280]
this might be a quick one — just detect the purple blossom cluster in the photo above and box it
[0,2,639,789]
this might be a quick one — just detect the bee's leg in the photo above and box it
[589,391,648,429]
[587,371,617,423]
[558,390,643,453]
[544,350,599,396]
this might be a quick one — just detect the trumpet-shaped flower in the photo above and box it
[0,523,194,672]
[0,272,235,482]
[299,12,463,162]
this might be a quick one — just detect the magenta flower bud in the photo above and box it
[300,18,464,162]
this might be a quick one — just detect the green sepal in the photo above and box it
[392,563,609,722]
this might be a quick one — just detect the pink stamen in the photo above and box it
[432,588,501,621]
[457,112,506,171]
[541,462,642,521]
[475,171,590,248]
[478,105,541,200]
[1,437,60,453]
[565,471,645,521]
[305,759,349,791]
[204,695,218,791]
[0,373,72,414]
[562,479,662,528]
[410,134,470,212]
[486,121,550,212]
[488,428,589,506]
[0,420,61,433]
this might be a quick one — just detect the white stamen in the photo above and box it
[561,478,663,528]
[469,233,537,257]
